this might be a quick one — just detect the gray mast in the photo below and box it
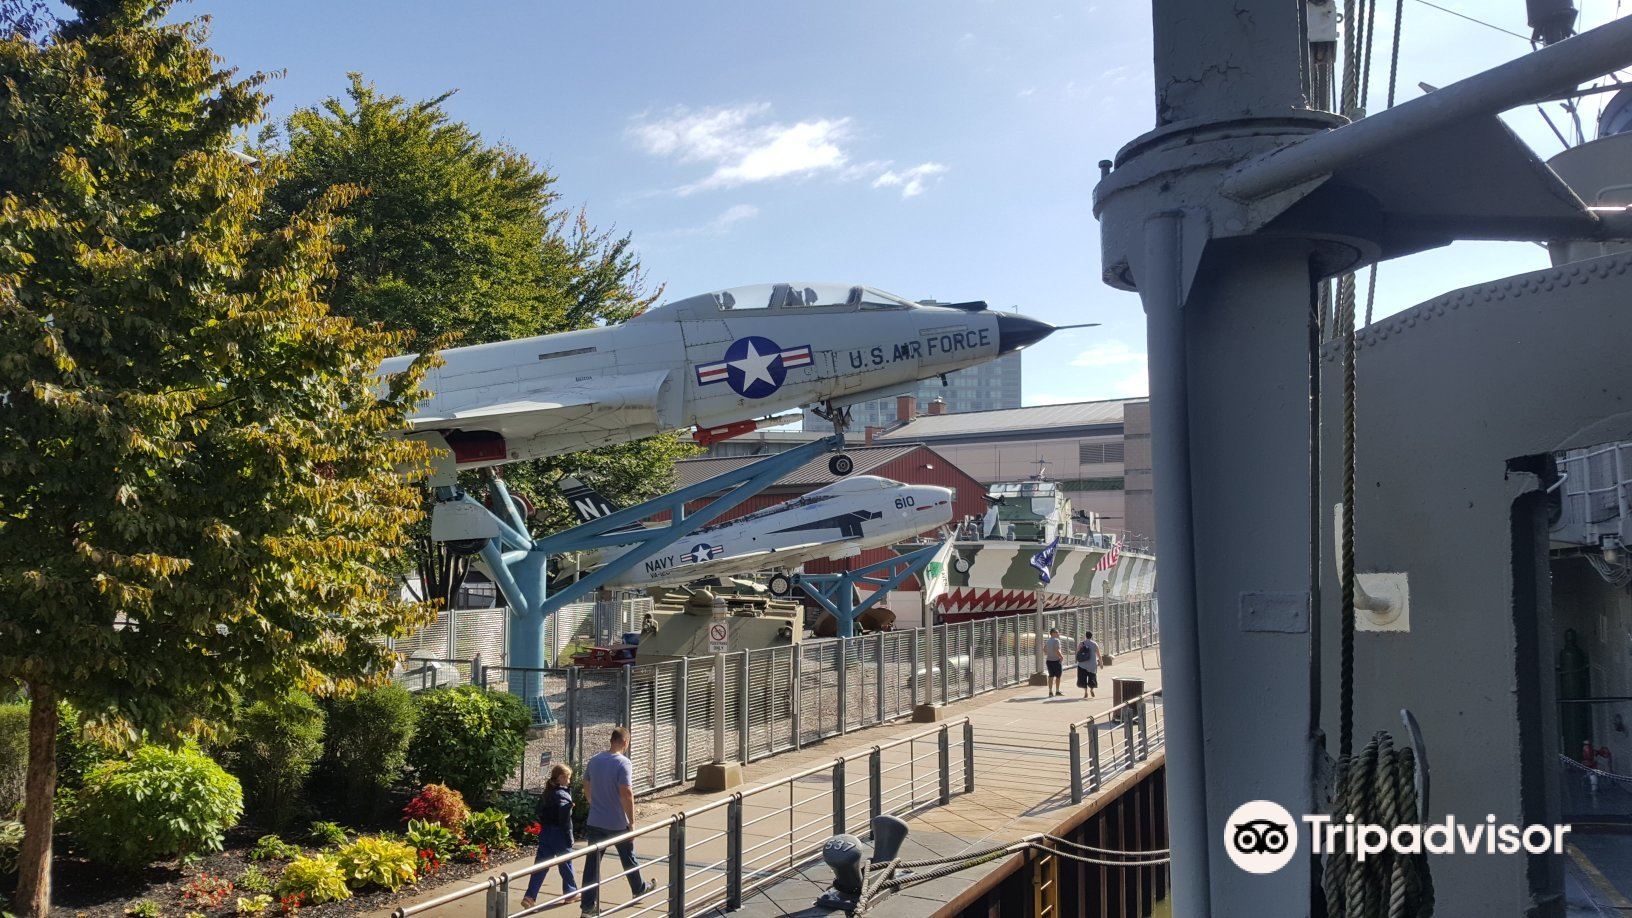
[1096,2,1632,913]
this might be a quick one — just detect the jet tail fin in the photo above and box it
[558,475,624,525]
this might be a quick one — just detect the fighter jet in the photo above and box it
[380,282,1063,475]
[560,475,954,591]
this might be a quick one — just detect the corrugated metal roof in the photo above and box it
[878,398,1140,440]
[671,444,926,490]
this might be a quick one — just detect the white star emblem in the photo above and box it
[731,340,779,389]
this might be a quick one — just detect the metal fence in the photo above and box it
[394,719,975,918]
[1069,690,1166,803]
[626,595,1158,793]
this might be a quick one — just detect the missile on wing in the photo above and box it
[380,282,1061,476]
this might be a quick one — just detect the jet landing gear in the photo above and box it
[811,400,855,476]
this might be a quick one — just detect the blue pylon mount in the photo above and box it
[795,539,949,639]
[434,434,844,720]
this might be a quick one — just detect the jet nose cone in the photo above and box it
[995,312,1054,354]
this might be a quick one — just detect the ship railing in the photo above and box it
[1068,689,1165,803]
[393,719,974,918]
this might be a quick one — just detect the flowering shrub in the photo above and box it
[415,848,441,874]
[276,893,306,915]
[274,854,351,904]
[464,809,510,849]
[335,835,419,891]
[454,842,488,865]
[180,872,234,909]
[521,821,541,841]
[401,783,469,830]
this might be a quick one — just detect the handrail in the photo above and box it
[394,716,972,918]
[1068,690,1165,804]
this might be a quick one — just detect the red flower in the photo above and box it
[523,822,541,839]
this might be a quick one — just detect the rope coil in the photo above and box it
[1321,732,1435,917]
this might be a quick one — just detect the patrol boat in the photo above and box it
[927,475,1156,623]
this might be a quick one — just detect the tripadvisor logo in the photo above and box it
[1224,800,1298,874]
[1224,799,1574,874]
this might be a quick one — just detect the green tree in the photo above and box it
[0,3,435,913]
[268,76,695,594]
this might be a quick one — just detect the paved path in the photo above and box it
[382,651,1163,918]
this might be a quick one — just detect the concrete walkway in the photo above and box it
[382,650,1163,918]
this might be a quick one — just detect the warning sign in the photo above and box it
[707,621,729,654]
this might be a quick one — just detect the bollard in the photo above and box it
[669,816,687,916]
[1070,725,1084,803]
[833,757,847,835]
[963,720,975,793]
[868,747,882,824]
[726,795,744,910]
[1089,716,1103,792]
[938,725,951,805]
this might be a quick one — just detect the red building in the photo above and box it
[665,443,987,577]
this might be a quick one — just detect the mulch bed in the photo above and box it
[10,826,526,918]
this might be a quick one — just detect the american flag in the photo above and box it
[1094,537,1122,572]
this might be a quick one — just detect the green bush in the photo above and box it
[464,809,509,849]
[1,819,21,877]
[275,854,351,904]
[403,819,459,862]
[407,686,528,802]
[55,702,117,791]
[306,820,347,848]
[320,684,416,816]
[68,744,243,870]
[229,694,324,829]
[335,835,418,891]
[247,834,300,862]
[0,704,24,819]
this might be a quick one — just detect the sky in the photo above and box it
[181,0,1626,406]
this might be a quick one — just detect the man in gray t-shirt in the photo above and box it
[1043,628,1064,697]
[580,727,652,915]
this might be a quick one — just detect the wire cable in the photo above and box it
[1409,0,1529,41]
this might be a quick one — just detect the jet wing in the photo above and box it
[642,541,842,588]
[409,369,672,459]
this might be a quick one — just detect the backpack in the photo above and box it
[1075,643,1091,663]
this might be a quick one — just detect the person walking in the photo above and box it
[520,764,577,909]
[1043,627,1064,696]
[580,727,653,916]
[1076,630,1101,699]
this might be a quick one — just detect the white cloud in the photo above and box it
[872,162,949,198]
[629,104,852,195]
[629,103,946,198]
[1069,340,1146,368]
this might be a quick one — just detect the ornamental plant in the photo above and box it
[235,895,273,916]
[463,809,510,849]
[180,873,234,909]
[237,865,273,893]
[407,687,529,802]
[249,835,301,862]
[306,821,347,848]
[403,820,459,863]
[68,744,244,869]
[230,694,326,829]
[401,783,469,830]
[275,855,351,905]
[334,836,418,891]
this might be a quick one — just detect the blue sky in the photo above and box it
[187,0,1621,405]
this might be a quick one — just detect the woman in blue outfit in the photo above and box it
[521,764,578,908]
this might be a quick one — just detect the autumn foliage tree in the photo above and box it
[0,3,435,913]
